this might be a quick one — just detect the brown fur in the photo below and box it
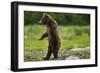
[39,13,61,60]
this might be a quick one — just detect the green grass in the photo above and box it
[24,24,90,52]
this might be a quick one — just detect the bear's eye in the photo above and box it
[40,16,47,24]
[45,15,49,21]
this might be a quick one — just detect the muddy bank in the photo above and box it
[24,47,90,62]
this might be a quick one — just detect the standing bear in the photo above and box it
[39,13,61,60]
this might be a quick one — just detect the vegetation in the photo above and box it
[24,11,90,61]
[24,11,90,26]
[24,25,90,52]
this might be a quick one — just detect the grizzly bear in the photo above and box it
[39,13,61,60]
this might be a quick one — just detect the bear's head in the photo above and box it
[39,13,54,25]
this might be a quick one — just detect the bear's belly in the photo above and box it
[47,27,61,49]
[48,33,60,49]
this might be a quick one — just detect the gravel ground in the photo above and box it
[24,47,90,62]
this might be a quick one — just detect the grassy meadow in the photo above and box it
[24,24,90,53]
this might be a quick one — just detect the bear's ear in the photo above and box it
[43,13,48,20]
[43,13,48,16]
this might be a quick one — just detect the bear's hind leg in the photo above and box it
[43,46,52,60]
[52,48,59,59]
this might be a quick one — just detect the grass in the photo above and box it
[24,24,90,52]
